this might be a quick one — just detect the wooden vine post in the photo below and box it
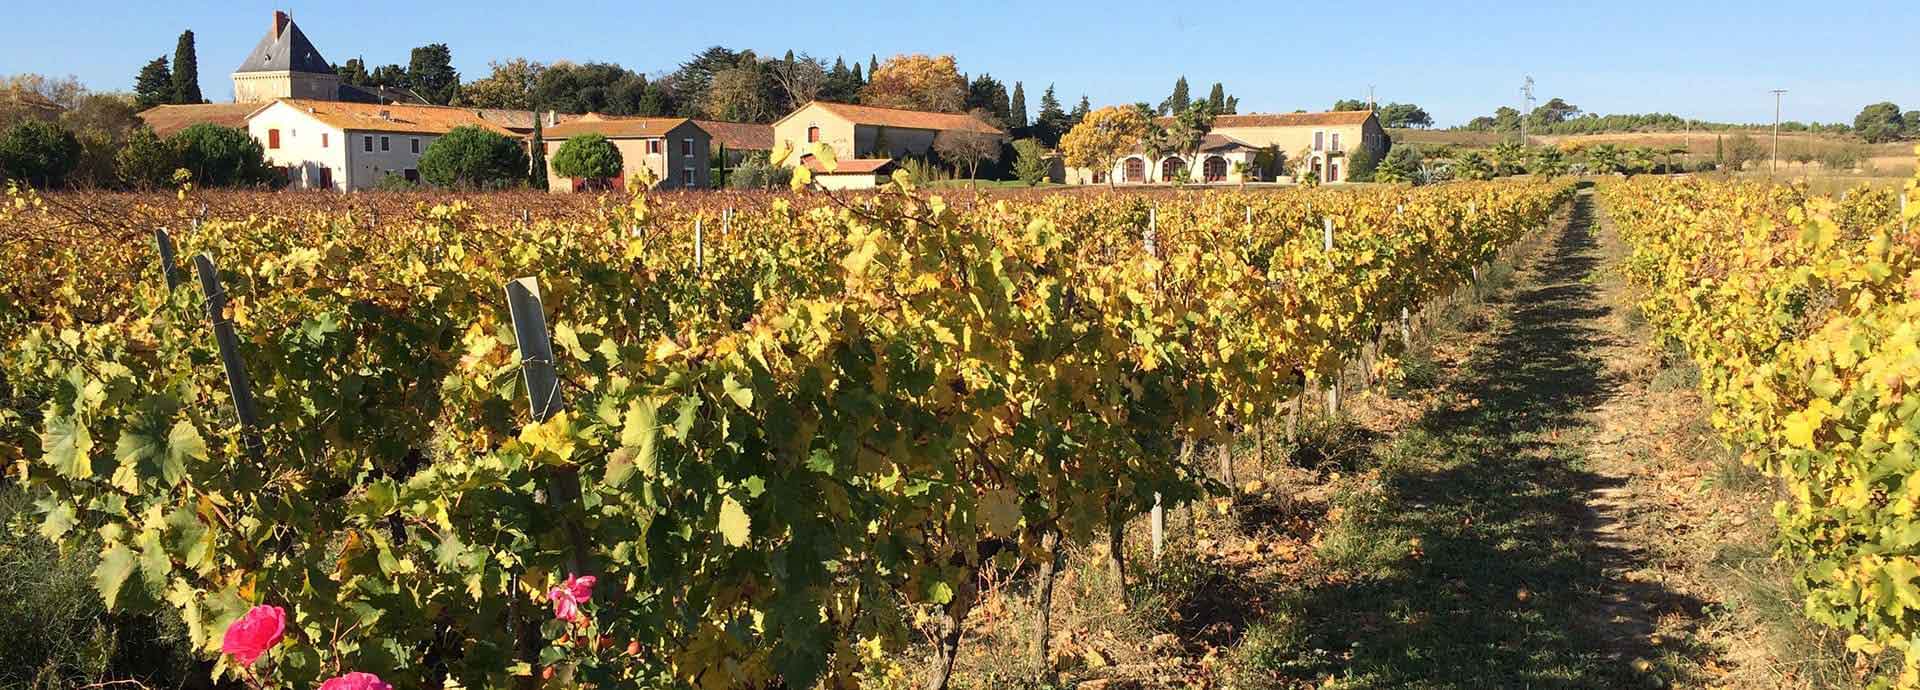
[190,254,265,460]
[1323,217,1341,417]
[155,229,183,290]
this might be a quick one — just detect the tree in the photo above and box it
[1159,77,1190,115]
[171,30,203,104]
[1059,105,1149,188]
[1528,146,1569,178]
[1451,150,1493,180]
[1585,144,1625,175]
[1069,96,1090,129]
[1345,146,1379,182]
[535,62,654,115]
[134,57,173,109]
[459,59,544,110]
[823,57,861,102]
[550,134,623,188]
[529,114,548,189]
[1854,102,1904,144]
[0,119,81,187]
[369,64,407,89]
[407,44,460,105]
[1033,85,1070,147]
[670,47,743,117]
[414,125,528,189]
[335,58,371,86]
[117,126,177,189]
[861,55,966,112]
[706,65,776,122]
[1906,111,1920,139]
[933,121,1002,190]
[1377,102,1433,128]
[1163,103,1214,166]
[1007,82,1028,130]
[1332,99,1369,112]
[1011,138,1049,186]
[60,94,141,188]
[1374,146,1422,184]
[1488,141,1526,176]
[768,53,828,113]
[965,74,1010,126]
[170,123,272,187]
[1528,97,1580,126]
[1207,83,1226,113]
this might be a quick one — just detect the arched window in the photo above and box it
[807,126,820,143]
[1123,158,1146,182]
[1160,157,1185,182]
[1203,157,1227,182]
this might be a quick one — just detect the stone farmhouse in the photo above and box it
[538,115,712,192]
[771,101,1005,189]
[1064,110,1389,185]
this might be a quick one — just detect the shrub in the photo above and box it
[1345,146,1379,182]
[117,126,180,190]
[550,134,623,184]
[1011,138,1050,186]
[1820,144,1865,171]
[1374,146,1422,184]
[726,152,791,190]
[417,126,528,189]
[169,124,273,187]
[0,119,82,188]
[0,489,203,689]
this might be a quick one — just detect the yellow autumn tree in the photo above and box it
[859,55,966,112]
[1059,105,1149,187]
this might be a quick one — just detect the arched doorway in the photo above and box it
[1123,157,1146,183]
[1203,156,1228,183]
[1161,157,1185,182]
[1309,158,1323,182]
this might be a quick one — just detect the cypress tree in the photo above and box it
[1159,77,1189,115]
[1035,85,1069,147]
[1008,82,1028,130]
[868,55,880,79]
[134,56,173,109]
[1070,95,1091,127]
[171,30,203,104]
[851,62,863,86]
[529,108,549,189]
[1207,83,1226,112]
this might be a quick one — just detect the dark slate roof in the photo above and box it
[337,83,426,105]
[235,15,332,75]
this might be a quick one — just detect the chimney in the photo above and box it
[378,109,391,121]
[273,11,290,39]
[547,110,558,126]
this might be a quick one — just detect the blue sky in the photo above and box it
[4,0,1915,127]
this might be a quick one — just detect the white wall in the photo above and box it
[250,102,347,191]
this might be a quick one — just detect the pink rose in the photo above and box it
[220,604,286,666]
[318,672,393,690]
[548,573,597,621]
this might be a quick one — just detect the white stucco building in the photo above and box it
[250,99,514,191]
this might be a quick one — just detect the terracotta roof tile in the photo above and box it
[545,115,692,139]
[807,101,1003,135]
[275,98,514,136]
[138,103,264,138]
[1208,110,1375,128]
[692,120,773,150]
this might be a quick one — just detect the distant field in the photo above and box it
[1387,128,1915,178]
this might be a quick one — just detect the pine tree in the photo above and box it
[852,62,863,86]
[1070,95,1091,128]
[1207,83,1226,113]
[171,30,202,104]
[134,56,173,109]
[1035,85,1069,147]
[868,55,880,79]
[1159,77,1189,115]
[1008,82,1028,130]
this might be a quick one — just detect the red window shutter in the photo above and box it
[268,129,280,149]
[807,126,820,143]
[321,133,328,148]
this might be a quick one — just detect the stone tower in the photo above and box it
[230,11,340,102]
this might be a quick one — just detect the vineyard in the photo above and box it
[0,177,1573,689]
[1605,158,1920,688]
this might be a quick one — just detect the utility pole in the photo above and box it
[1770,89,1788,178]
[1520,76,1536,144]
